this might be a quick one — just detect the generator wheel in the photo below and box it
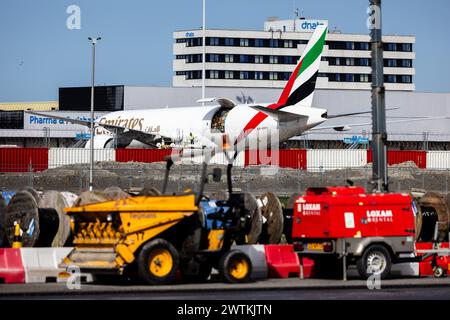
[356,245,392,280]
[434,266,445,278]
[137,239,179,285]
[219,250,252,283]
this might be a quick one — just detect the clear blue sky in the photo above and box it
[0,0,449,102]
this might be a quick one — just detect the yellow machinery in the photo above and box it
[62,160,254,285]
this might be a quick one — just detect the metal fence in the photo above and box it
[1,163,449,197]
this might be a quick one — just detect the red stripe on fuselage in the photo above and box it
[235,102,283,144]
[235,59,304,145]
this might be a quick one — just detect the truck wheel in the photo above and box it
[357,245,392,280]
[219,250,252,283]
[137,239,179,285]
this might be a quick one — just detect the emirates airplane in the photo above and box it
[28,25,421,154]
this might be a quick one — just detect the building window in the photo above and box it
[345,42,355,50]
[240,71,249,80]
[387,59,397,67]
[225,71,234,79]
[269,72,278,80]
[209,70,219,79]
[255,39,264,47]
[240,55,249,63]
[240,38,249,47]
[360,74,369,82]
[401,59,412,67]
[401,75,412,83]
[208,54,219,62]
[359,58,370,66]
[346,58,355,66]
[328,73,341,82]
[402,43,412,52]
[344,74,354,82]
[335,57,341,66]
[225,54,234,63]
[255,55,264,64]
[186,38,201,47]
[284,56,294,64]
[358,42,370,50]
[186,71,201,79]
[269,39,279,48]
[284,40,293,48]
[208,37,219,46]
[385,43,397,51]
[269,55,278,64]
[386,75,397,83]
[225,38,234,46]
[186,54,202,63]
[254,71,263,80]
[210,70,219,79]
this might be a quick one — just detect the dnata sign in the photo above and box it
[297,19,328,32]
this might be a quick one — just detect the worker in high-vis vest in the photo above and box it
[188,132,195,145]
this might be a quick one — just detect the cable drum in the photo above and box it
[39,191,71,247]
[416,192,449,242]
[244,193,262,244]
[5,190,41,247]
[258,192,284,244]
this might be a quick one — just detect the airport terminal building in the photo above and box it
[1,86,449,150]
[173,18,415,91]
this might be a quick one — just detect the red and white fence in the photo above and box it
[1,148,450,172]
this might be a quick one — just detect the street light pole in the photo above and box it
[368,0,388,192]
[88,36,101,191]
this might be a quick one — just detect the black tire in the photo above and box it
[356,245,392,279]
[219,250,252,283]
[137,239,179,285]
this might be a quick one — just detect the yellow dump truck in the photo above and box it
[62,159,254,285]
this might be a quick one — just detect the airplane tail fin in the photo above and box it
[277,25,327,108]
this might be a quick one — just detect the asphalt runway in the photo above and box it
[1,278,450,300]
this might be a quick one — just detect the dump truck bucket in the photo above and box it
[61,194,198,273]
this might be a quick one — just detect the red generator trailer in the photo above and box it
[291,186,418,279]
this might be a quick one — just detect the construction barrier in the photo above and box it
[233,245,268,280]
[264,245,301,278]
[3,148,450,171]
[48,148,115,169]
[245,149,307,169]
[0,248,25,284]
[367,150,427,169]
[20,247,74,283]
[0,147,48,172]
[307,149,366,172]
